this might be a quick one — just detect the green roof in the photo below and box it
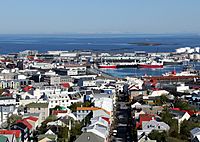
[0,135,8,142]
[26,102,48,108]
[38,134,57,141]
[60,106,67,110]
[23,113,40,118]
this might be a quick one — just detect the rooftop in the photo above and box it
[0,130,21,138]
[26,102,48,108]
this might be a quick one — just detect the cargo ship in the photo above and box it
[98,63,117,69]
[138,60,163,68]
[116,62,138,68]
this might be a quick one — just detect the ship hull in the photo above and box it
[98,65,117,69]
[116,64,138,68]
[138,64,163,68]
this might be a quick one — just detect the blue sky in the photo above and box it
[0,0,200,34]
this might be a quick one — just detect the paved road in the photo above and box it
[111,92,133,142]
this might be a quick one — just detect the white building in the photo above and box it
[190,127,200,142]
[0,96,17,124]
[177,84,189,93]
[48,91,83,109]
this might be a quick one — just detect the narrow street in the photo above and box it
[111,89,133,142]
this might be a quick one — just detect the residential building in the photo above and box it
[142,120,170,131]
[0,135,9,142]
[26,103,49,121]
[0,96,16,124]
[0,134,17,142]
[190,127,200,142]
[76,107,101,121]
[48,91,83,109]
[0,130,21,142]
[75,132,104,142]
[38,134,57,142]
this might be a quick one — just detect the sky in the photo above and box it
[0,0,200,34]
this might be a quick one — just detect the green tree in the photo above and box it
[37,123,48,134]
[58,126,69,142]
[68,102,91,112]
[160,95,169,104]
[68,102,82,112]
[180,120,200,140]
[155,95,169,106]
[37,115,57,134]
[7,114,22,127]
[148,130,167,142]
[174,99,191,110]
[45,115,57,122]
[160,109,178,137]
[69,122,83,142]
[53,105,63,110]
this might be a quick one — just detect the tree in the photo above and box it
[38,123,48,134]
[68,102,82,112]
[58,126,69,142]
[174,99,191,110]
[160,95,169,104]
[45,115,57,123]
[155,95,169,106]
[7,114,22,127]
[69,122,83,142]
[53,105,63,110]
[148,130,167,142]
[160,109,178,137]
[37,115,57,135]
[180,120,200,140]
[68,102,92,112]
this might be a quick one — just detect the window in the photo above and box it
[38,108,41,110]
[158,126,160,129]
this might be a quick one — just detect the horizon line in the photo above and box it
[0,33,199,36]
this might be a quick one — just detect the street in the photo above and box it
[111,90,133,142]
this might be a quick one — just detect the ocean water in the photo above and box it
[0,34,199,78]
[100,63,200,78]
[0,34,200,54]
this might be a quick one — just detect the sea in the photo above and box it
[0,34,200,78]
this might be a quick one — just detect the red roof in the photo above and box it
[172,70,176,75]
[0,130,21,138]
[101,117,110,124]
[24,116,38,122]
[52,110,68,115]
[181,110,195,116]
[171,107,196,116]
[136,114,155,128]
[23,86,32,92]
[61,83,70,88]
[152,88,159,91]
[192,86,200,90]
[16,119,33,130]
[171,108,181,111]
[34,59,44,62]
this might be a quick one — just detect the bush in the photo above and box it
[148,130,167,142]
